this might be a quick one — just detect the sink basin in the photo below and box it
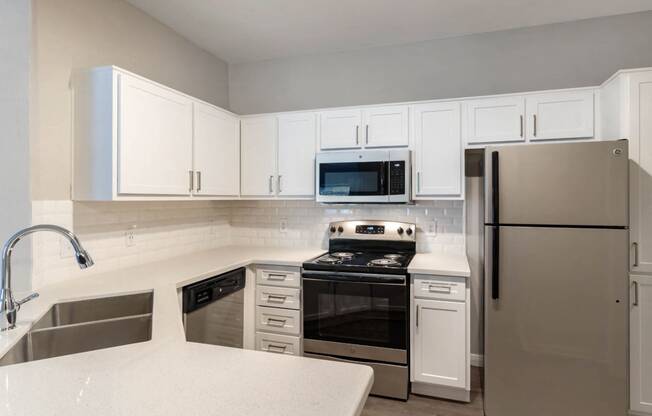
[0,292,153,367]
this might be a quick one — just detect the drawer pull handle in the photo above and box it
[428,285,452,294]
[267,273,288,281]
[267,294,288,303]
[267,318,287,327]
[267,344,287,353]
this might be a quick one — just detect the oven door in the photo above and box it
[302,271,408,363]
[316,151,390,203]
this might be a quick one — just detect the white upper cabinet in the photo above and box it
[363,105,409,148]
[277,113,316,197]
[464,96,525,144]
[525,90,594,141]
[319,109,362,149]
[118,72,193,196]
[412,102,463,198]
[193,102,240,197]
[241,116,278,197]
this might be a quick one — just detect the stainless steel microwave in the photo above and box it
[315,150,411,203]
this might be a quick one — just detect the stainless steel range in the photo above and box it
[302,220,416,400]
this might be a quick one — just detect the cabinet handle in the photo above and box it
[533,114,537,137]
[633,242,639,267]
[520,115,524,138]
[269,175,274,194]
[416,305,420,328]
[267,273,287,281]
[355,125,360,145]
[267,317,287,327]
[428,284,452,294]
[278,175,282,193]
[196,171,202,192]
[365,125,369,144]
[267,344,287,353]
[188,170,194,192]
[267,294,288,303]
[633,281,640,307]
[417,172,421,193]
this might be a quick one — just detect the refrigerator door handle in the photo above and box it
[492,225,500,300]
[491,151,500,224]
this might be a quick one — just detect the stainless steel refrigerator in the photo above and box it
[484,140,629,416]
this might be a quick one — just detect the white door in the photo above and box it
[464,96,525,144]
[363,105,409,148]
[117,73,192,195]
[320,109,362,149]
[526,90,594,140]
[630,72,652,273]
[277,113,316,197]
[193,102,240,196]
[412,102,462,197]
[241,116,277,197]
[631,275,652,414]
[412,298,466,388]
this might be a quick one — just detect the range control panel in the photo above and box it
[355,225,385,234]
[389,161,406,195]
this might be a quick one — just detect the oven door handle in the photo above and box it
[302,271,406,285]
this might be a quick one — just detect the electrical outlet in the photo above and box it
[428,219,438,235]
[59,238,74,259]
[279,218,288,233]
[125,229,136,247]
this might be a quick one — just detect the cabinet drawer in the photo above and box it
[255,332,301,356]
[413,276,466,302]
[256,286,301,310]
[255,306,301,336]
[256,267,300,288]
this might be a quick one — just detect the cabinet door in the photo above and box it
[464,96,525,144]
[278,113,316,197]
[630,72,652,273]
[193,102,240,196]
[241,117,277,196]
[631,275,652,414]
[117,73,192,195]
[363,105,409,148]
[526,90,594,141]
[320,109,362,149]
[412,102,462,197]
[412,298,466,388]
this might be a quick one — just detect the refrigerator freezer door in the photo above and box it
[485,140,628,226]
[484,226,628,416]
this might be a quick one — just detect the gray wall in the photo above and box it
[0,0,32,291]
[229,11,652,114]
[31,0,230,200]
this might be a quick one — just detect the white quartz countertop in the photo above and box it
[0,245,470,415]
[408,252,471,277]
[0,246,373,416]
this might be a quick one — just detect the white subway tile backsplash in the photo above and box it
[31,199,464,289]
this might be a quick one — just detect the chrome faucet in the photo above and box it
[1,224,94,331]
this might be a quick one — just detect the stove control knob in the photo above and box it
[330,226,336,233]
[337,226,344,233]
[397,227,404,235]
[406,228,413,236]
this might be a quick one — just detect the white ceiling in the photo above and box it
[126,0,652,64]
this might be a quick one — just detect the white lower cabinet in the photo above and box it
[254,265,302,356]
[631,274,652,414]
[410,274,470,402]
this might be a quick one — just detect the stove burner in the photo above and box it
[331,252,355,259]
[384,254,403,260]
[368,258,401,267]
[317,256,342,264]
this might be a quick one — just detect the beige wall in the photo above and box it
[31,0,230,200]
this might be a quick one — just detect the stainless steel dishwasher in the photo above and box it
[182,268,245,348]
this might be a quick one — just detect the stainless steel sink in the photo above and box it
[0,292,153,367]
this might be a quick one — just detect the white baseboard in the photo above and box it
[471,353,484,367]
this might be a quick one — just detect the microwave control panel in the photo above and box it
[389,161,406,195]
